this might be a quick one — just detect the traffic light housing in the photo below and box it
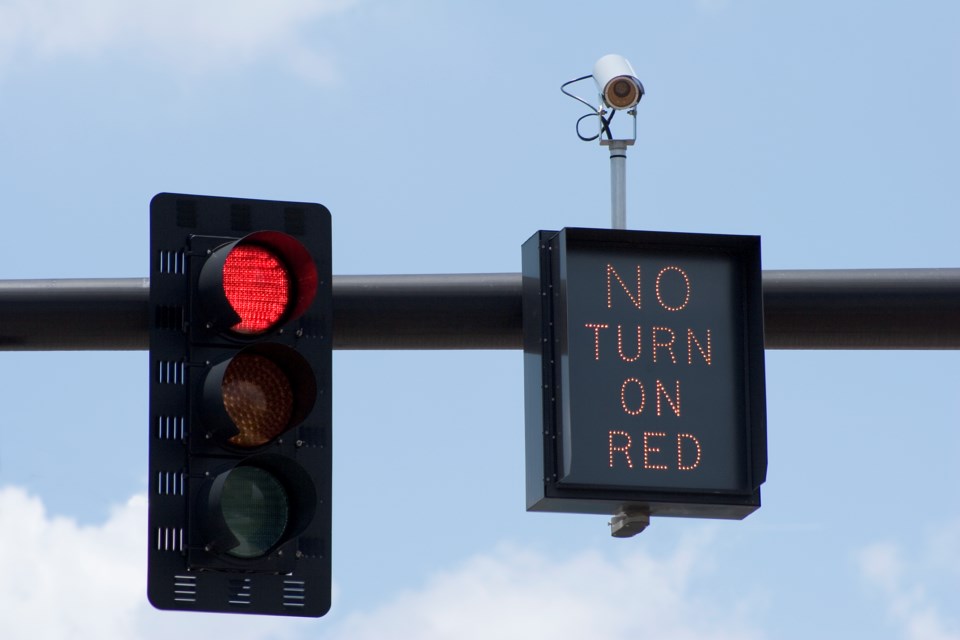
[148,193,331,616]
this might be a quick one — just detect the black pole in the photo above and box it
[1,269,959,351]
[0,278,150,351]
[762,269,960,349]
[332,274,522,350]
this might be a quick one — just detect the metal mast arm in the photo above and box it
[1,269,959,351]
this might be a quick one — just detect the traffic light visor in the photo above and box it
[199,231,319,336]
[202,343,318,449]
[198,455,319,562]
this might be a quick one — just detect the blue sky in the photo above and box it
[0,1,958,639]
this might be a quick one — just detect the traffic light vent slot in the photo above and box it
[156,415,186,440]
[175,200,198,228]
[227,578,253,606]
[282,580,306,609]
[158,250,186,275]
[173,575,197,603]
[157,527,185,553]
[284,208,306,236]
[155,305,184,331]
[230,204,252,232]
[157,360,186,385]
[157,470,185,496]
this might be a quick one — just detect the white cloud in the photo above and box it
[329,533,764,640]
[0,486,315,640]
[0,0,355,80]
[928,519,960,576]
[0,484,763,640]
[858,529,960,640]
[0,486,145,640]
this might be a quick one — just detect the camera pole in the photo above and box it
[607,139,628,229]
[560,55,642,231]
[601,104,637,230]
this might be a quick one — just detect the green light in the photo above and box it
[220,466,289,558]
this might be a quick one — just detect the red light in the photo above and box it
[223,245,291,335]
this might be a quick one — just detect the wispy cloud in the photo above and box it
[858,526,960,640]
[0,0,356,81]
[0,486,315,640]
[0,486,145,640]
[329,533,764,640]
[0,485,763,640]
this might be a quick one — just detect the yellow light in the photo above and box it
[222,354,293,448]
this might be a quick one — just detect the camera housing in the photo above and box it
[593,54,644,110]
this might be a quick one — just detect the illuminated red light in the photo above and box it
[223,245,291,335]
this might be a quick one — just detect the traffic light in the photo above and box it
[148,193,331,617]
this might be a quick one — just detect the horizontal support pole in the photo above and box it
[333,274,522,350]
[0,269,958,351]
[0,278,151,351]
[762,269,960,349]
